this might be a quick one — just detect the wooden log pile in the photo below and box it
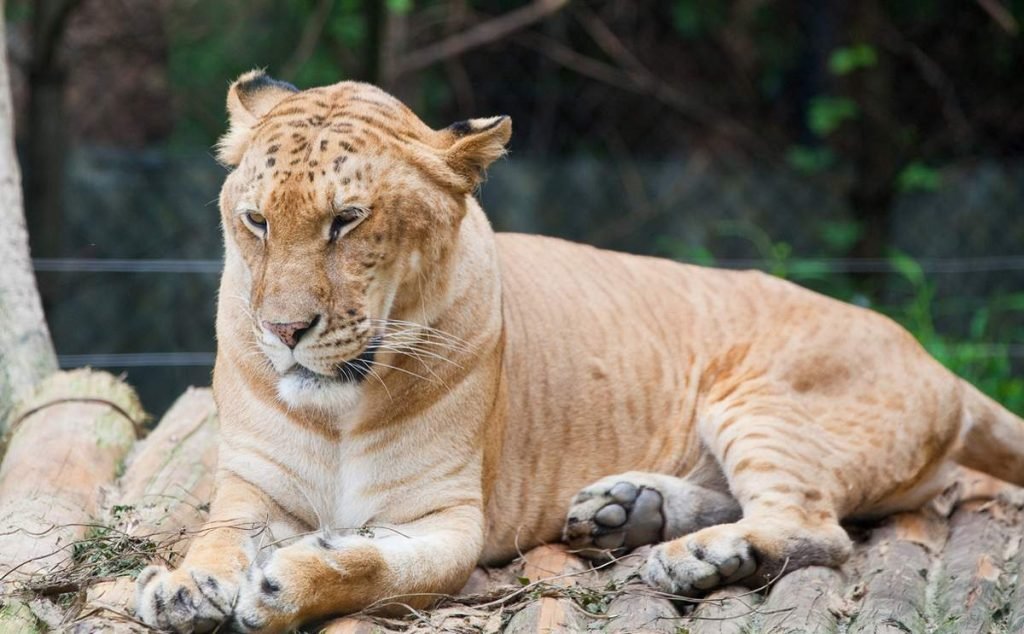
[0,384,217,632]
[0,389,1023,633]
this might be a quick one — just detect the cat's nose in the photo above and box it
[262,316,318,349]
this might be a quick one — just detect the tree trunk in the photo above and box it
[0,0,58,431]
[25,0,81,308]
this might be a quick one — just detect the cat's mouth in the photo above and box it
[287,336,381,384]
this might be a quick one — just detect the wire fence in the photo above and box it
[36,147,1024,414]
[34,255,1024,275]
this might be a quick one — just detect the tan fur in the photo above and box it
[136,73,1024,633]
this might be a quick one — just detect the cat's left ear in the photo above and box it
[216,70,299,166]
[441,116,512,191]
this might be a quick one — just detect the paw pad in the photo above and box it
[641,529,757,595]
[564,480,665,557]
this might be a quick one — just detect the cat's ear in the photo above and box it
[442,116,512,191]
[216,70,298,166]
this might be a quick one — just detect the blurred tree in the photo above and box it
[25,0,81,270]
[0,0,58,429]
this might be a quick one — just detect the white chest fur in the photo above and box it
[218,388,389,535]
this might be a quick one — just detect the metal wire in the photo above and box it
[32,256,1024,275]
[33,259,223,274]
[57,353,216,368]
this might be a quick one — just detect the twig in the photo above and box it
[974,0,1019,34]
[280,0,337,81]
[21,575,118,597]
[393,0,570,77]
[512,29,760,153]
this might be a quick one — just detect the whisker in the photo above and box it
[370,318,474,351]
[379,329,472,355]
[375,344,464,371]
[374,346,451,385]
[367,359,441,386]
[364,366,393,402]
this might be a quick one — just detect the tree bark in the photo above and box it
[0,0,59,431]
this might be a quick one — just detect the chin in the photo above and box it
[277,370,363,412]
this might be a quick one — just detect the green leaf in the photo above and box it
[888,251,925,287]
[897,161,942,192]
[808,97,859,137]
[819,220,862,253]
[671,0,702,37]
[386,0,413,14]
[828,44,878,75]
[517,576,531,586]
[786,145,836,173]
[968,307,990,340]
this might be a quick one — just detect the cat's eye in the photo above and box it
[329,207,367,242]
[243,211,268,236]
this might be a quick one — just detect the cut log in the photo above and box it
[109,387,219,562]
[846,511,946,634]
[503,545,591,633]
[602,547,679,633]
[602,582,680,633]
[60,388,220,624]
[758,566,844,633]
[1007,524,1024,633]
[930,501,1017,634]
[320,618,382,634]
[0,369,143,582]
[689,585,762,634]
[0,600,44,634]
[80,577,136,622]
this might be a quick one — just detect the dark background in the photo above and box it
[8,0,1024,415]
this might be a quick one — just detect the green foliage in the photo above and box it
[818,220,862,253]
[887,251,1024,413]
[808,97,860,137]
[670,0,728,38]
[72,524,158,578]
[897,161,942,192]
[163,0,370,150]
[663,227,1024,417]
[786,145,837,174]
[386,0,414,14]
[828,44,878,75]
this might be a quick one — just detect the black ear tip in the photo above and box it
[236,71,299,97]
[447,120,475,136]
[447,115,511,137]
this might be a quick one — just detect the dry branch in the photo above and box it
[393,0,569,78]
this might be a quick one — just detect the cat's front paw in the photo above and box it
[135,564,239,633]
